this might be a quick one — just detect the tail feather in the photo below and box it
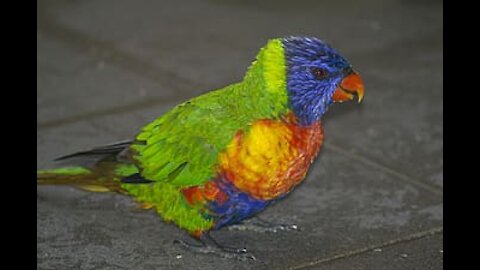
[38,140,140,193]
[37,166,92,185]
[37,164,134,193]
[37,140,138,192]
[53,140,133,163]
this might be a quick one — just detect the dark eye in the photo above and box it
[311,67,329,79]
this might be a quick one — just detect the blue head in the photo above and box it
[282,37,364,126]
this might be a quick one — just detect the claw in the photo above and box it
[174,233,256,261]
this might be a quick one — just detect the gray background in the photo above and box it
[37,0,443,269]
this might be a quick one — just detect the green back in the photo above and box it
[130,39,289,187]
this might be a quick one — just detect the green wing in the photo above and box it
[131,85,236,186]
[130,39,289,187]
[130,86,282,187]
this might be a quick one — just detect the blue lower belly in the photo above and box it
[208,177,272,230]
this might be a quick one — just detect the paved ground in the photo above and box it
[37,0,443,269]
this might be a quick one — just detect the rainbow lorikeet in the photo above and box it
[38,37,364,260]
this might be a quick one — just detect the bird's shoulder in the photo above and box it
[129,83,280,187]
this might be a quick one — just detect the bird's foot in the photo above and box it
[228,216,299,233]
[174,233,256,261]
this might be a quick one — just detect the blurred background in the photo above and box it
[37,0,443,269]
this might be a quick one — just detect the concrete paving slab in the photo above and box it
[37,33,190,126]
[37,0,443,269]
[305,233,443,270]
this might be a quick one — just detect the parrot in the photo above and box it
[37,37,364,261]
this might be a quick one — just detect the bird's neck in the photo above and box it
[243,58,329,126]
[237,60,289,119]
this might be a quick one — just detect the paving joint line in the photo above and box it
[324,143,443,196]
[287,226,443,270]
[37,11,203,90]
[37,8,209,130]
[37,96,180,130]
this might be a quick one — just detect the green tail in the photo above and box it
[37,140,139,192]
[37,163,139,193]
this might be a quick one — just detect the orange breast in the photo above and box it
[218,113,324,200]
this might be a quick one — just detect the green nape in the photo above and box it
[121,182,214,233]
[37,166,91,175]
[245,38,288,102]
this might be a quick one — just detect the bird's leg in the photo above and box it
[228,216,299,233]
[174,232,256,261]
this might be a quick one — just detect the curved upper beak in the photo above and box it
[332,71,365,103]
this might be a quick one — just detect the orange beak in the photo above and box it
[332,71,365,103]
